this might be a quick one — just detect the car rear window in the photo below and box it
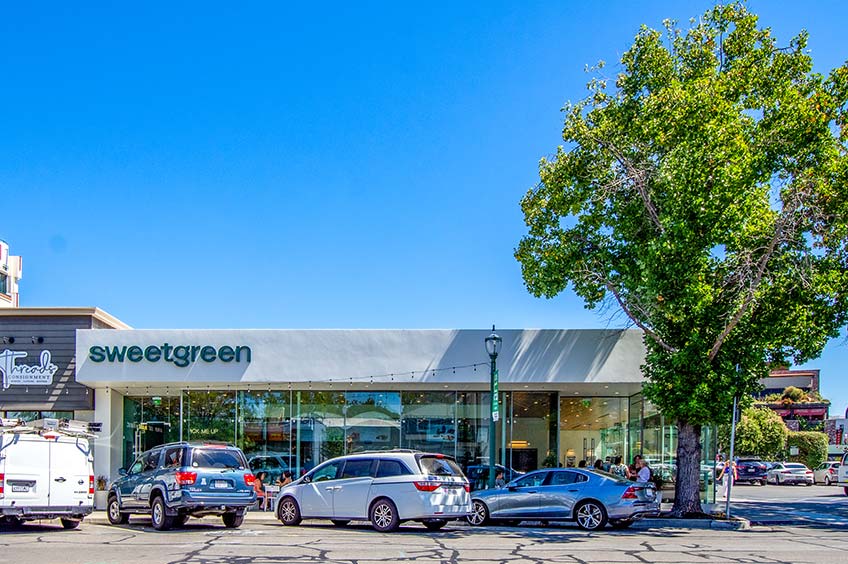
[418,455,463,476]
[785,463,806,469]
[191,449,246,469]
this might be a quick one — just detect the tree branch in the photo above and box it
[601,278,679,354]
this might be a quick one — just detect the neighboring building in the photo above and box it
[755,369,829,426]
[0,308,718,503]
[824,417,848,459]
[0,240,22,308]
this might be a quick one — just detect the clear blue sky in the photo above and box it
[2,2,846,413]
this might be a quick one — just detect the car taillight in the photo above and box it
[621,486,640,499]
[464,483,470,493]
[89,475,95,495]
[414,481,441,492]
[830,468,837,474]
[0,472,4,497]
[806,471,813,475]
[244,473,256,486]
[175,471,197,485]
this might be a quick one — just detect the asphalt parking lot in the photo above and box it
[1,484,846,564]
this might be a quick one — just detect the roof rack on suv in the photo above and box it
[348,448,424,455]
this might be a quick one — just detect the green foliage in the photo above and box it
[515,3,848,512]
[786,431,828,468]
[719,407,788,460]
[516,3,848,427]
[781,386,805,402]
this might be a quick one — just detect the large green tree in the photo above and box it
[516,4,848,514]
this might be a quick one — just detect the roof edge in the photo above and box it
[0,307,131,330]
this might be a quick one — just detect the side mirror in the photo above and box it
[302,475,311,484]
[118,468,127,476]
[507,485,518,491]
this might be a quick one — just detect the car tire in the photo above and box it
[277,496,302,526]
[843,486,848,497]
[331,520,351,527]
[2,517,23,527]
[574,500,608,531]
[222,512,244,528]
[150,496,174,531]
[107,495,129,525]
[60,518,81,530]
[423,519,447,531]
[825,476,832,486]
[369,498,400,532]
[609,519,633,529]
[466,500,490,526]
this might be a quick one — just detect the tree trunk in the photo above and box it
[671,420,703,516]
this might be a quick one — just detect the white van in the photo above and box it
[0,418,95,528]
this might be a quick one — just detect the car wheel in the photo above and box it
[844,486,848,497]
[609,519,633,529]
[60,518,81,530]
[277,496,302,526]
[575,501,608,531]
[2,517,23,527]
[150,496,174,531]
[423,519,447,531]
[825,476,832,486]
[369,498,400,532]
[331,520,351,527]
[466,500,490,526]
[222,512,244,528]
[107,495,129,525]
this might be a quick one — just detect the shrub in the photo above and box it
[786,431,828,469]
[782,386,806,402]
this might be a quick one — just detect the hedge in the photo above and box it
[786,431,828,469]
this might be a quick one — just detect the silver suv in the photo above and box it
[273,450,471,532]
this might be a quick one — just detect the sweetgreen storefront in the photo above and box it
[76,329,716,502]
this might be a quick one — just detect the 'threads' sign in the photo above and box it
[0,349,60,390]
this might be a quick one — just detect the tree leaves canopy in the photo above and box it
[516,3,848,425]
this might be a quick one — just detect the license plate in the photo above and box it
[213,480,230,489]
[747,469,755,472]
[11,485,30,492]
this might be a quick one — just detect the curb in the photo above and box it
[635,517,751,530]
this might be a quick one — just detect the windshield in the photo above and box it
[191,449,246,469]
[418,456,463,477]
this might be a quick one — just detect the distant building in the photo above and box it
[756,368,829,428]
[0,239,23,308]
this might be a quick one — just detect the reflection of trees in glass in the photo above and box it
[184,391,235,443]
[238,391,291,456]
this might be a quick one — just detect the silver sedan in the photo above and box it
[467,468,660,531]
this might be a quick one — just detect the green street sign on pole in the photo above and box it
[491,369,499,422]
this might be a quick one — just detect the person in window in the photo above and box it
[495,470,506,488]
[167,450,182,468]
[637,459,652,483]
[254,471,268,510]
[276,470,293,487]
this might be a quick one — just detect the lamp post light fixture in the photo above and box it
[484,325,502,489]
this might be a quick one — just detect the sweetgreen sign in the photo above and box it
[88,344,251,368]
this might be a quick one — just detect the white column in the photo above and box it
[93,387,124,481]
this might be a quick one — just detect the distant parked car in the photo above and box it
[107,441,256,530]
[467,468,660,531]
[766,462,813,486]
[813,461,840,485]
[735,459,768,485]
[248,454,294,484]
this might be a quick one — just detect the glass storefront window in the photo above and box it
[182,390,235,444]
[294,391,345,470]
[560,397,628,468]
[456,392,490,473]
[401,391,456,456]
[123,396,180,468]
[344,391,401,453]
[504,392,558,472]
[238,391,293,481]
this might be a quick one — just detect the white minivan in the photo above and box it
[0,418,95,528]
[274,450,471,532]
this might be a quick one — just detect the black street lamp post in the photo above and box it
[485,326,502,489]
